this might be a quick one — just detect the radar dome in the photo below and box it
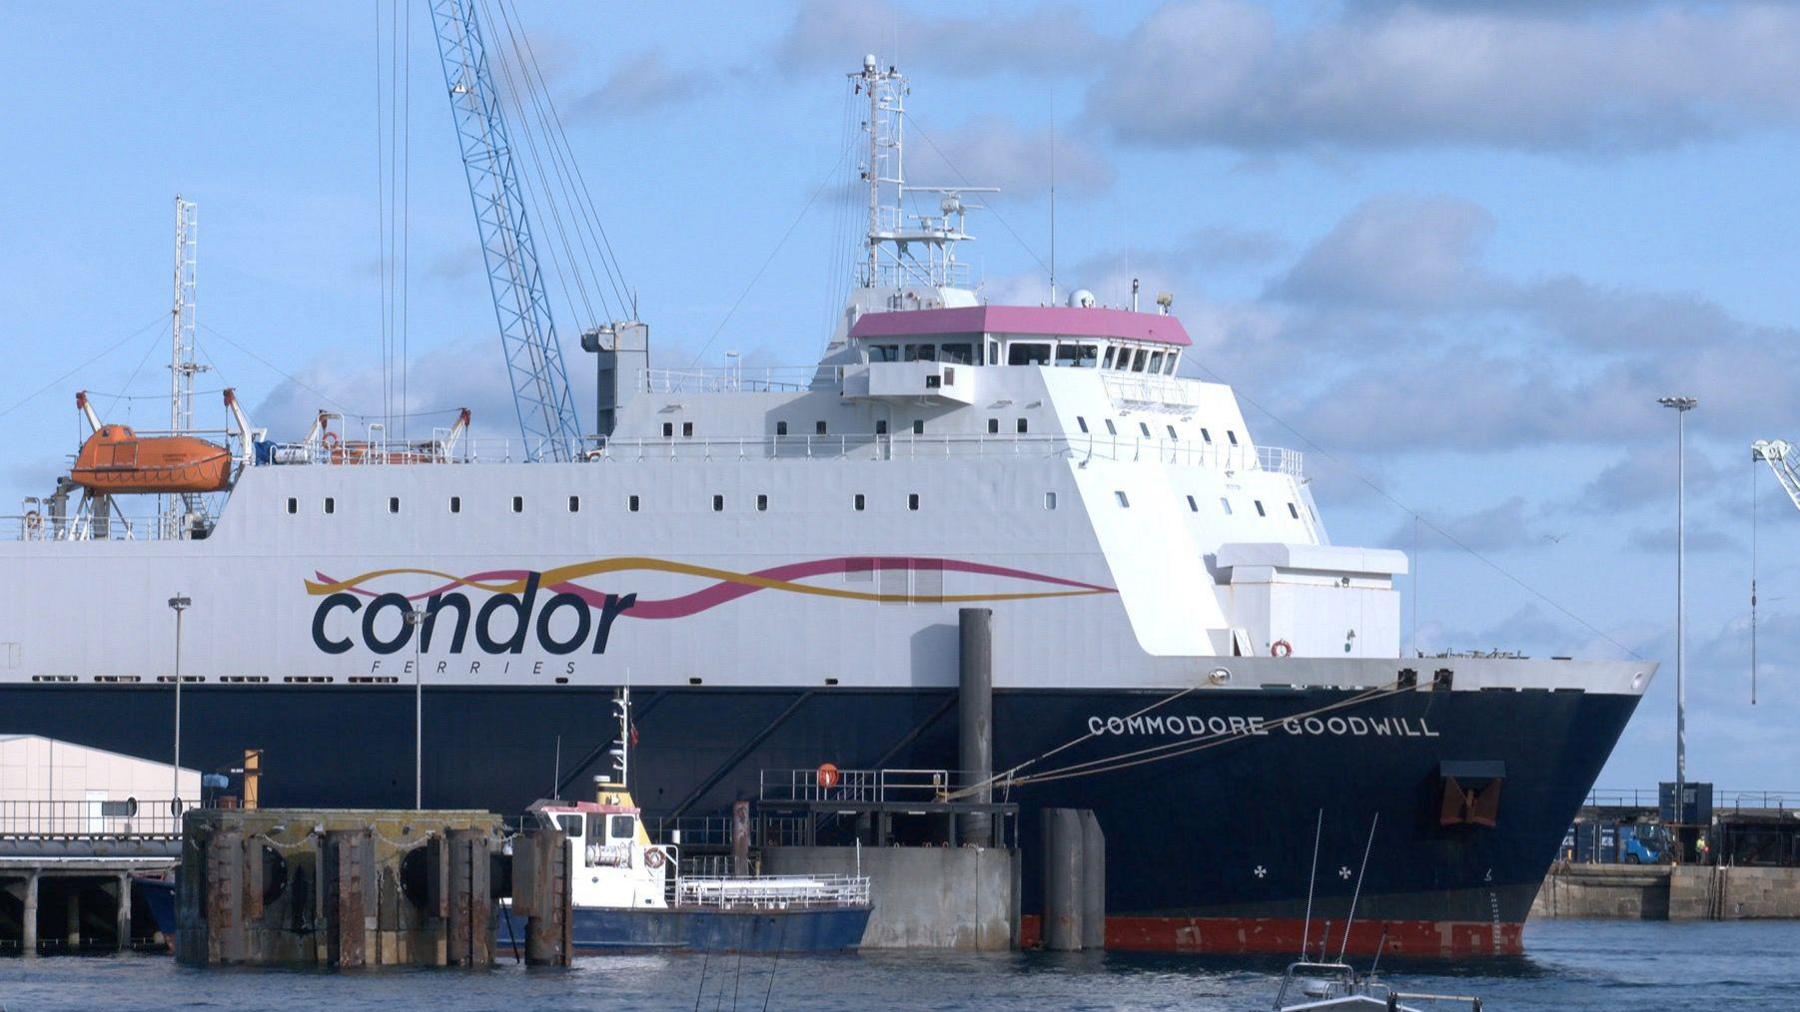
[1069,289,1097,309]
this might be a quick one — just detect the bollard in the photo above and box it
[1041,807,1085,951]
[959,608,995,846]
[1079,810,1106,951]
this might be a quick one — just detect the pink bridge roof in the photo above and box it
[849,305,1192,347]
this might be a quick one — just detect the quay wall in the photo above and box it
[1531,864,1800,921]
[763,845,1017,950]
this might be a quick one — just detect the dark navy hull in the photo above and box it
[1,682,1640,955]
[497,903,870,954]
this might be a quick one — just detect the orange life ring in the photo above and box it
[644,848,666,870]
[1270,639,1293,658]
[816,763,840,788]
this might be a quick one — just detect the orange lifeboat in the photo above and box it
[70,424,231,495]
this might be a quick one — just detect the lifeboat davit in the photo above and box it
[70,424,231,495]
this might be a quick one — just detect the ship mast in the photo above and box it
[170,196,205,436]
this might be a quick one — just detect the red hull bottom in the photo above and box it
[1020,915,1523,957]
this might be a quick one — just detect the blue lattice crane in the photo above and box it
[429,0,583,461]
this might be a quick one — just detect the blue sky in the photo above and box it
[5,1,1800,792]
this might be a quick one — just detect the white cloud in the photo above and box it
[570,51,708,120]
[1270,196,1495,308]
[907,115,1113,199]
[1087,1,1800,153]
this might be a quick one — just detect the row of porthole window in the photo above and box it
[288,492,935,516]
[1080,416,1237,445]
[1110,491,1300,521]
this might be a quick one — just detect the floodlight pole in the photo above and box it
[1658,395,1697,829]
[168,594,192,816]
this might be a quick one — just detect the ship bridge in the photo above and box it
[840,305,1191,406]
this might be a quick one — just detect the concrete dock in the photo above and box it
[1531,863,1800,920]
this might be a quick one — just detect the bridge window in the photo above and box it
[904,343,937,362]
[869,344,900,363]
[854,493,866,511]
[1147,351,1165,373]
[987,340,1000,364]
[757,494,769,512]
[1164,354,1180,375]
[569,496,580,513]
[941,343,975,364]
[628,495,640,513]
[1104,419,1117,436]
[988,418,999,434]
[1254,500,1266,517]
[450,496,461,514]
[512,496,524,514]
[1130,349,1148,372]
[776,421,788,436]
[1227,430,1240,446]
[1201,428,1213,443]
[1008,342,1051,366]
[816,420,828,435]
[1017,418,1028,434]
[1076,416,1089,433]
[1102,347,1117,369]
[1288,502,1300,519]
[1220,497,1233,515]
[285,497,297,515]
[323,497,335,515]
[1044,492,1057,510]
[713,494,724,512]
[908,493,920,511]
[1166,424,1178,439]
[682,422,694,438]
[1055,343,1098,368]
[1138,421,1152,438]
[1114,491,1130,508]
[912,419,924,434]
[1186,495,1199,512]
[388,496,400,515]
[876,419,888,435]
[662,422,674,438]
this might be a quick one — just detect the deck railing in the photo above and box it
[673,873,870,910]
[0,798,188,839]
[759,768,991,806]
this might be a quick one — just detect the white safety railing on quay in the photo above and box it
[0,798,188,838]
[1584,787,1800,812]
[673,873,870,910]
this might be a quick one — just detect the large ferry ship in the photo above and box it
[0,57,1651,957]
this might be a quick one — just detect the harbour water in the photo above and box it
[2,921,1796,1010]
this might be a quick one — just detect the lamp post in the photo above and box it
[167,594,191,817]
[1658,395,1697,832]
[406,606,426,810]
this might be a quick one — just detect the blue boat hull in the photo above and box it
[498,903,871,954]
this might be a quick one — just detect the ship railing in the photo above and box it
[759,768,982,805]
[239,430,1302,478]
[0,798,189,840]
[673,873,870,910]
[643,366,829,394]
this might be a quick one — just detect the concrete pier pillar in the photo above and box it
[116,873,132,952]
[65,888,80,950]
[1079,811,1106,951]
[22,872,39,958]
[1042,808,1084,951]
[958,608,994,846]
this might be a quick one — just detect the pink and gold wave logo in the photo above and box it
[306,556,1116,620]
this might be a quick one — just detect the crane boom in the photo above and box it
[429,0,583,461]
[1753,440,1800,513]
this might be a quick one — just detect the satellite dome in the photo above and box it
[1069,289,1097,309]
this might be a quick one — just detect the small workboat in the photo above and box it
[1271,962,1484,1011]
[497,690,872,955]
